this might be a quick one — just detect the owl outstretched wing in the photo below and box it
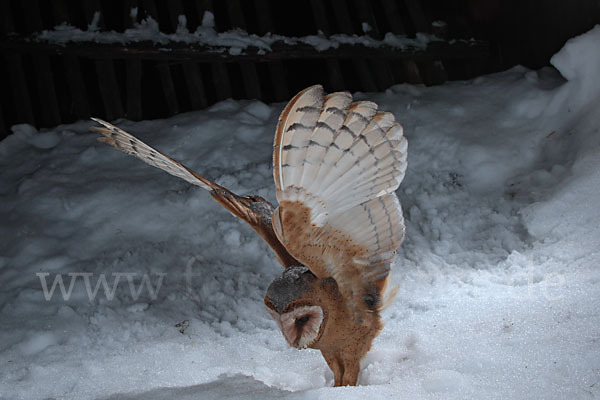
[91,118,299,268]
[272,85,407,314]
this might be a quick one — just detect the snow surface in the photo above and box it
[35,10,438,55]
[2,26,600,400]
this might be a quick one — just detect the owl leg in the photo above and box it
[341,360,360,386]
[320,350,344,386]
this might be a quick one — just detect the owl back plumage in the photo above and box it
[272,85,407,314]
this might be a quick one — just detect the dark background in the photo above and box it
[1,0,599,140]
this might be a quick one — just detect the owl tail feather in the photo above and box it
[374,270,399,313]
[379,283,400,312]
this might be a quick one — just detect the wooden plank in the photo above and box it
[403,0,447,84]
[82,0,125,121]
[0,103,6,138]
[403,0,445,84]
[96,59,124,120]
[52,0,91,119]
[140,0,159,21]
[82,0,104,27]
[139,0,182,116]
[240,62,262,99]
[0,2,35,125]
[253,0,273,34]
[353,0,381,38]
[0,1,25,134]
[225,0,246,29]
[266,63,288,101]
[63,55,91,118]
[224,0,262,99]
[0,1,16,34]
[253,0,288,100]
[182,63,208,108]
[124,0,142,120]
[21,0,61,127]
[309,0,332,35]
[195,0,233,100]
[399,59,422,84]
[353,0,394,90]
[329,0,354,34]
[166,0,208,110]
[165,0,185,32]
[211,62,232,100]
[123,0,140,28]
[4,55,35,123]
[417,60,447,86]
[157,63,179,115]
[352,59,378,92]
[380,0,420,84]
[51,0,70,25]
[329,0,377,92]
[381,0,407,34]
[404,0,431,33]
[194,0,214,26]
[310,0,346,90]
[194,0,212,16]
[324,59,345,91]
[126,59,143,120]
[33,55,62,127]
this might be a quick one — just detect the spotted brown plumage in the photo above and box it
[92,84,407,386]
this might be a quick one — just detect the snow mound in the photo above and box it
[551,25,600,103]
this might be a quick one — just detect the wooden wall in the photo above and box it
[0,0,496,138]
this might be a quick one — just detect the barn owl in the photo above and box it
[91,85,407,386]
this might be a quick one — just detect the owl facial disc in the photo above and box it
[269,305,324,349]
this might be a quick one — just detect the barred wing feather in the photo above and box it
[272,85,407,311]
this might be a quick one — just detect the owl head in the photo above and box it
[264,266,337,349]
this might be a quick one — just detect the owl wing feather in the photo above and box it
[272,85,407,314]
[91,118,300,268]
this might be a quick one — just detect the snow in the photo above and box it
[2,26,600,400]
[34,10,441,54]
